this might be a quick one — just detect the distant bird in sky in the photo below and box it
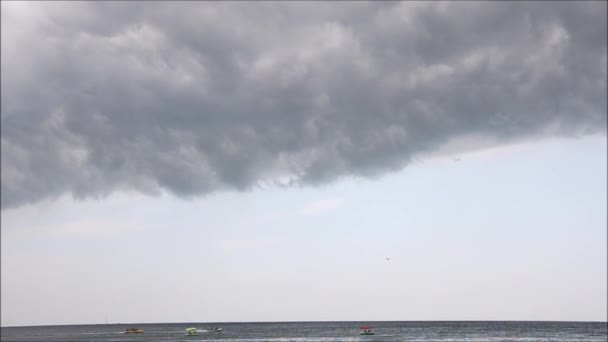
[386,257,390,261]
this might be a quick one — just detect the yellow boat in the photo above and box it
[125,328,144,334]
[185,327,199,336]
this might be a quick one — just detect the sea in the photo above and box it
[1,321,606,342]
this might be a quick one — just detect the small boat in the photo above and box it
[360,326,375,335]
[205,327,222,332]
[124,328,144,334]
[185,327,199,336]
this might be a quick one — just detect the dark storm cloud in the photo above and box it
[1,1,606,209]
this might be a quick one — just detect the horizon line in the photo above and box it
[3,319,607,328]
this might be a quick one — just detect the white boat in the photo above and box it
[204,327,222,332]
[360,326,375,335]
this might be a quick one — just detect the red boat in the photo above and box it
[360,326,375,335]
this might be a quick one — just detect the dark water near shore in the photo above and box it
[1,321,606,342]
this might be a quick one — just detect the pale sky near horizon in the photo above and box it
[2,135,606,326]
[1,1,607,327]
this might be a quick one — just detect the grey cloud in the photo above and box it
[1,1,606,209]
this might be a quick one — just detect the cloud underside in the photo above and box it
[1,1,606,209]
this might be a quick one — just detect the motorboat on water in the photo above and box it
[124,328,144,334]
[185,327,221,334]
[204,327,222,332]
[185,327,199,336]
[360,326,375,335]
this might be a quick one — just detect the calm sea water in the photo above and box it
[1,321,606,342]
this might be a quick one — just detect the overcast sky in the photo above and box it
[1,1,606,326]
